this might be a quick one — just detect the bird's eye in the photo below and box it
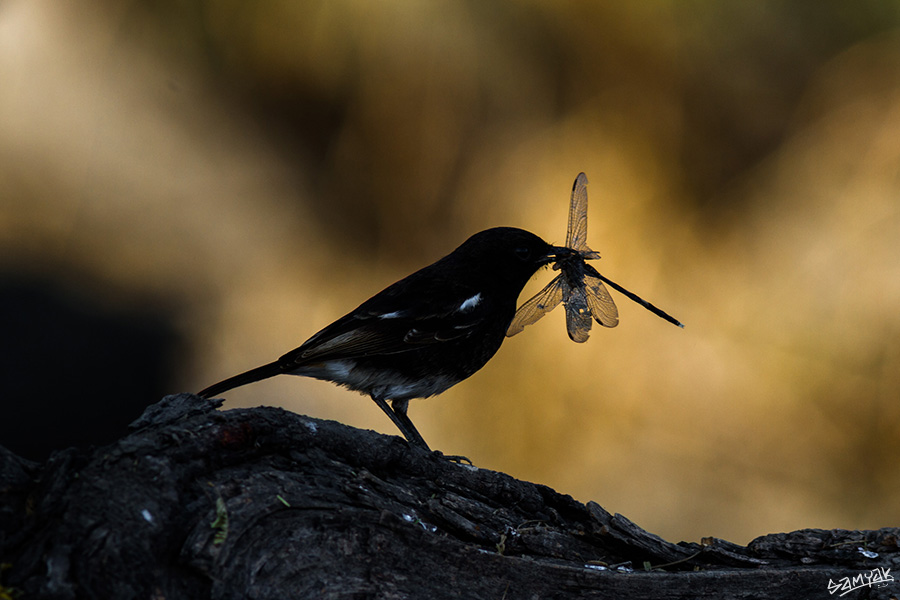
[514,246,532,260]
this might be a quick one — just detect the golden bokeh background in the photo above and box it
[2,1,899,544]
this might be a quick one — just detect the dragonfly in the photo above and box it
[507,172,683,343]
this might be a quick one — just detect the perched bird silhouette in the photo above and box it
[199,227,556,451]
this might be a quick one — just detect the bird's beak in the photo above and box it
[540,245,571,265]
[549,245,574,258]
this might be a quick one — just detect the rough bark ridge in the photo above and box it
[2,394,898,599]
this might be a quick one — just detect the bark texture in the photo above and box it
[2,394,897,599]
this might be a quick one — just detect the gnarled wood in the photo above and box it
[2,394,897,599]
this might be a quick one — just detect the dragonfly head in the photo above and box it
[536,245,565,267]
[548,245,576,257]
[543,245,572,271]
[546,245,599,270]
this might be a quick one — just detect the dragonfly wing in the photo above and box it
[561,277,593,343]
[583,274,619,328]
[566,173,600,259]
[506,274,565,337]
[566,172,589,251]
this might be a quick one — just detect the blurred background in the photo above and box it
[2,1,899,545]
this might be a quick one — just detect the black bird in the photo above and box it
[198,227,556,451]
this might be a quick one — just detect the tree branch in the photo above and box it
[2,394,897,599]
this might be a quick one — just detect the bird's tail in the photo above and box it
[198,361,285,398]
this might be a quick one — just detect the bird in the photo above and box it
[198,227,557,451]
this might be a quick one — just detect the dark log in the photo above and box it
[2,394,897,599]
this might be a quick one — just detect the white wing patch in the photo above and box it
[378,310,405,319]
[457,293,482,312]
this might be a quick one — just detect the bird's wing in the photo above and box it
[281,277,492,364]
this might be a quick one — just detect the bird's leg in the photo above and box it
[370,396,471,463]
[369,395,431,451]
[392,399,472,464]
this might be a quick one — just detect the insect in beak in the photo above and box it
[508,173,683,341]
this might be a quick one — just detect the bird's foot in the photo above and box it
[433,451,472,465]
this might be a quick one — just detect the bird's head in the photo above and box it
[450,227,556,291]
